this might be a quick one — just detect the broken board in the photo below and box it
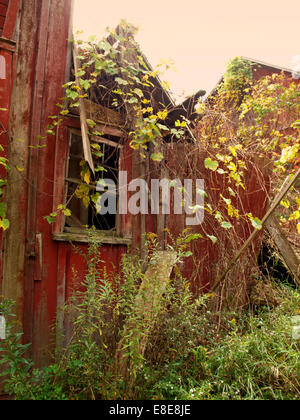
[115,251,177,385]
[265,214,300,287]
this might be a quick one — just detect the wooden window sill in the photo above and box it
[52,230,132,245]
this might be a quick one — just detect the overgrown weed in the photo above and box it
[0,234,299,400]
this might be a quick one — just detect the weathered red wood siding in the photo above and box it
[1,0,74,368]
[1,0,298,377]
[0,0,20,300]
[0,0,8,36]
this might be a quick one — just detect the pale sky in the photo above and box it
[73,0,300,103]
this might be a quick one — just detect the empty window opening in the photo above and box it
[65,130,121,231]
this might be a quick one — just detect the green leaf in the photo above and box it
[127,97,138,104]
[0,202,6,218]
[92,130,104,137]
[95,165,107,172]
[115,77,128,85]
[217,168,226,174]
[151,152,164,162]
[184,233,203,243]
[133,88,143,98]
[75,70,85,77]
[86,119,96,128]
[204,158,219,171]
[79,79,91,90]
[63,81,75,88]
[183,251,193,257]
[43,213,57,224]
[207,235,217,244]
[66,89,79,101]
[250,217,262,230]
[156,123,169,131]
[0,218,9,230]
[221,221,233,229]
[228,187,236,196]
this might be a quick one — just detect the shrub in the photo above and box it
[0,234,299,400]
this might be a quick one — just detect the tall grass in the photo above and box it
[0,234,299,400]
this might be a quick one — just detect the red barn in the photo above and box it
[0,0,298,387]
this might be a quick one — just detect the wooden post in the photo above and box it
[115,251,177,392]
[265,215,299,287]
[73,42,95,174]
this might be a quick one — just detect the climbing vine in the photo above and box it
[1,22,299,240]
[44,20,187,221]
[194,62,300,236]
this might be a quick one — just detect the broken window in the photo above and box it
[64,129,121,232]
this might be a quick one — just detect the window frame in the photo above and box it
[52,118,131,245]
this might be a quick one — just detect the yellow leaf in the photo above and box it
[289,210,300,221]
[229,146,237,157]
[280,199,290,209]
[84,170,90,185]
[83,196,90,208]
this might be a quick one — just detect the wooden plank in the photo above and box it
[52,125,69,234]
[67,114,125,138]
[0,4,7,16]
[52,231,132,245]
[34,233,43,282]
[265,214,300,287]
[91,135,123,148]
[0,37,16,53]
[22,0,51,348]
[115,251,177,385]
[95,122,124,138]
[70,98,125,128]
[56,243,67,349]
[0,15,5,29]
[73,42,95,174]
[2,0,20,40]
[211,167,300,292]
[2,0,40,349]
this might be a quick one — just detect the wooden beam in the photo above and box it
[70,98,125,128]
[211,167,300,292]
[73,42,95,174]
[91,135,123,148]
[115,251,177,387]
[265,214,300,287]
[2,0,20,40]
[52,231,132,245]
[67,116,125,139]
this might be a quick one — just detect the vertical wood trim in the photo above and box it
[2,0,21,40]
[24,0,51,345]
[52,125,70,234]
[56,243,67,349]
